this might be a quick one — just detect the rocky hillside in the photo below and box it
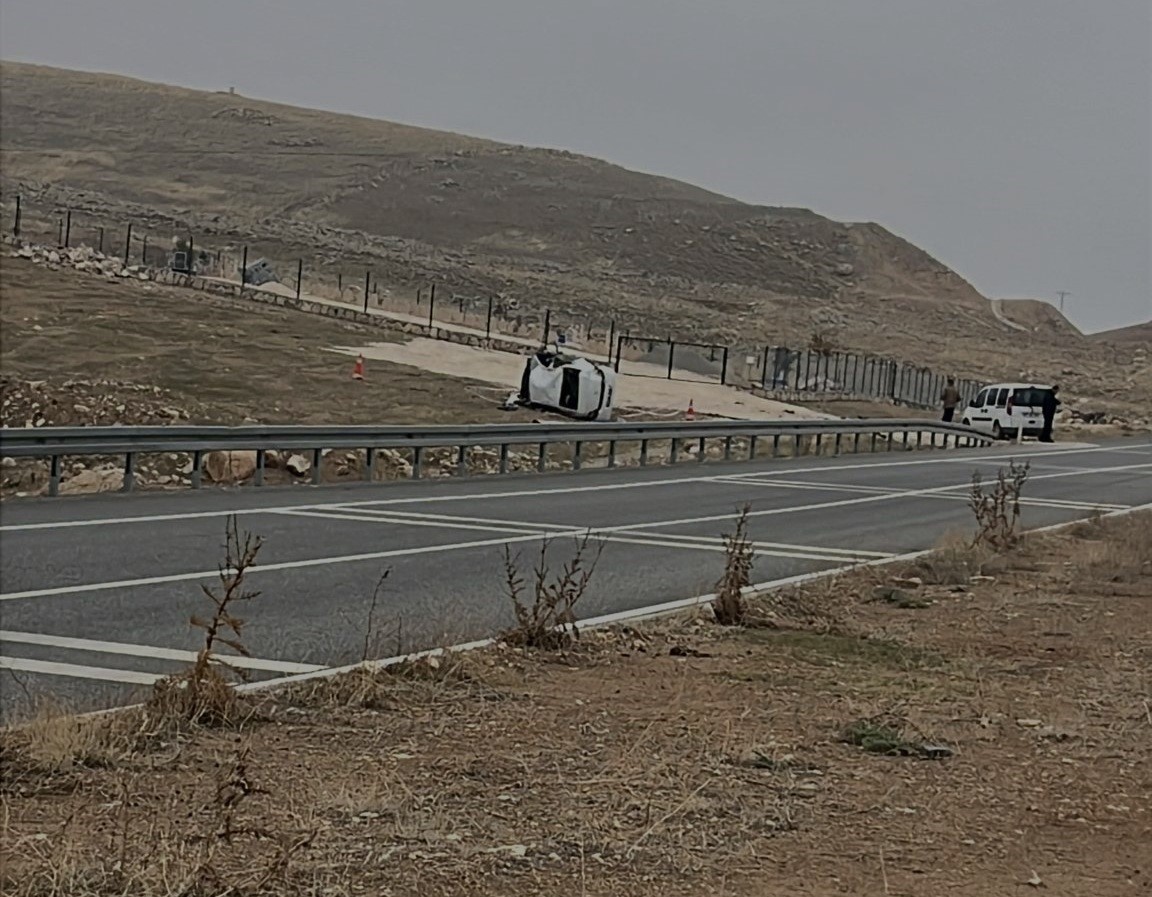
[3,60,1136,394]
[1092,320,1152,345]
[1,62,990,310]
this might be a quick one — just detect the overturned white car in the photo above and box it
[514,349,616,421]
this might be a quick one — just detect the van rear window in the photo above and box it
[1012,388,1050,407]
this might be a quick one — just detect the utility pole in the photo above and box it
[1056,291,1071,314]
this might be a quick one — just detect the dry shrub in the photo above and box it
[0,698,131,779]
[713,504,754,626]
[907,530,994,585]
[1069,510,1152,586]
[969,460,1030,550]
[747,573,856,633]
[2,743,318,896]
[292,649,482,711]
[144,515,262,729]
[501,532,603,650]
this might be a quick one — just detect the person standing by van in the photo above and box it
[940,378,962,422]
[1040,385,1061,443]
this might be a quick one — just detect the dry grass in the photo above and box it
[2,511,1150,895]
[500,533,603,650]
[711,504,754,625]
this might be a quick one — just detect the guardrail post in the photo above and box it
[771,434,779,458]
[122,453,135,492]
[917,432,924,448]
[457,445,468,476]
[815,433,823,456]
[191,451,203,488]
[498,443,509,474]
[854,432,861,453]
[573,442,583,470]
[537,443,547,473]
[48,455,61,497]
[640,440,649,466]
[412,447,423,479]
[723,436,732,461]
[870,433,878,452]
[311,449,322,485]
[364,448,376,481]
[697,437,706,462]
[749,435,758,459]
[902,432,909,450]
[670,438,679,464]
[793,434,802,457]
[834,433,842,456]
[254,450,266,487]
[607,440,617,468]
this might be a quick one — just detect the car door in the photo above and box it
[965,388,993,432]
[991,387,1010,430]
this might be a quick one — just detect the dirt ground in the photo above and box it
[0,257,536,428]
[3,509,1148,897]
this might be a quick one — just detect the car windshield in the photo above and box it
[1012,387,1050,407]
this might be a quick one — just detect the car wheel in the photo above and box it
[992,422,1003,440]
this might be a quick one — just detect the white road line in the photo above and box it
[2,461,1147,604]
[596,462,1151,535]
[275,508,884,562]
[319,507,894,557]
[713,476,1128,512]
[0,656,162,685]
[2,442,1142,534]
[0,631,324,674]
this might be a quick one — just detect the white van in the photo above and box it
[961,383,1054,440]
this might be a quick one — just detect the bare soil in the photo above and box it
[3,511,1148,896]
[0,257,533,428]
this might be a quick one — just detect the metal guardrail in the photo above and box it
[0,419,993,497]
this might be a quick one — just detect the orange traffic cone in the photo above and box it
[685,399,696,421]
[351,354,365,380]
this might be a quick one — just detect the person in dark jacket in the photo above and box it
[940,378,962,422]
[1040,385,1061,443]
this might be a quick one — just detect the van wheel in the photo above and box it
[961,418,971,427]
[992,422,1003,440]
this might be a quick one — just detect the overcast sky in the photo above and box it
[3,0,1149,332]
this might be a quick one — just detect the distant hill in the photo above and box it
[0,60,989,309]
[993,298,1083,338]
[8,60,1138,403]
[1091,320,1152,345]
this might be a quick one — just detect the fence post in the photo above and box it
[428,283,437,327]
[416,286,421,305]
[760,347,770,389]
[12,194,20,238]
[97,226,104,254]
[667,340,676,380]
[614,333,625,372]
[124,223,133,266]
[363,270,370,313]
[542,309,551,346]
[720,346,729,385]
[485,296,493,338]
[240,245,248,286]
[187,235,194,269]
[64,210,72,248]
[141,235,148,265]
[607,320,615,360]
[296,259,303,300]
[338,272,343,293]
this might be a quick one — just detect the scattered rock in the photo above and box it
[285,453,311,477]
[60,466,124,495]
[203,450,257,483]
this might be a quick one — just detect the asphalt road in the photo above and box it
[2,437,1149,720]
